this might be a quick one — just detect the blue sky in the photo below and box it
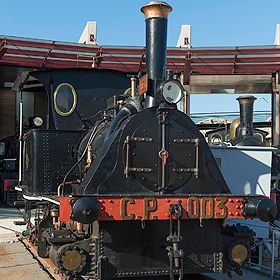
[1,0,279,115]
[2,0,280,47]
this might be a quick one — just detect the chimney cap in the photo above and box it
[141,1,172,20]
[236,95,257,102]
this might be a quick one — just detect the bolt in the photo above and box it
[82,209,92,215]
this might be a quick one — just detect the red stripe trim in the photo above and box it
[59,195,256,222]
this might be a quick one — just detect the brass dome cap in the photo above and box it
[141,1,172,20]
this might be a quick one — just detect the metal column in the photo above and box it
[180,73,191,116]
[272,73,280,147]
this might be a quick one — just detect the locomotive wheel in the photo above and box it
[54,245,88,276]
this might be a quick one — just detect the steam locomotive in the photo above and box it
[16,2,277,279]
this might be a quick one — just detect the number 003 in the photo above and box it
[187,197,228,219]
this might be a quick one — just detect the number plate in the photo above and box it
[139,74,148,95]
[60,196,245,222]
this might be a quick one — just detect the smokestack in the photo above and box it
[232,95,262,146]
[141,1,172,96]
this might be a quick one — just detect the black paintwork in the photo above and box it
[29,69,130,130]
[20,68,249,278]
[22,69,130,196]
[77,107,229,196]
[145,17,168,95]
[99,220,224,277]
[23,129,84,196]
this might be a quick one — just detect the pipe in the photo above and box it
[107,104,137,136]
[272,75,279,147]
[232,95,262,146]
[271,229,280,279]
[18,89,23,185]
[237,95,256,137]
[130,77,137,97]
[229,118,240,140]
[141,1,172,95]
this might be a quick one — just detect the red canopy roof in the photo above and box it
[1,35,280,75]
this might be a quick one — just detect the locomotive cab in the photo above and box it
[16,69,130,197]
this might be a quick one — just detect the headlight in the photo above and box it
[160,80,183,104]
[33,117,43,127]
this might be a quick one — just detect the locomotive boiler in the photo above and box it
[17,2,277,279]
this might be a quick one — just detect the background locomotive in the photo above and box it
[15,1,277,279]
[204,95,269,147]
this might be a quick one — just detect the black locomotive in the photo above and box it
[17,2,276,279]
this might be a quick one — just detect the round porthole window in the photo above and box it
[54,83,77,116]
